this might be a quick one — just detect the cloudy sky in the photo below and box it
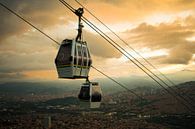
[0,0,195,83]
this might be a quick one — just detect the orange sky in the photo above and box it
[0,0,195,83]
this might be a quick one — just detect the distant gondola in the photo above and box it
[78,82,102,108]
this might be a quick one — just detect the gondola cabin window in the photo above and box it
[74,45,77,65]
[83,47,87,57]
[55,40,72,66]
[77,45,82,66]
[83,47,88,66]
[77,45,82,56]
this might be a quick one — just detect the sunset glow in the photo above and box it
[0,0,195,82]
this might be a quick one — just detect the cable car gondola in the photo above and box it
[55,39,92,79]
[55,8,92,79]
[78,81,102,108]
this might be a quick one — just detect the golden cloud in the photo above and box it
[126,16,195,64]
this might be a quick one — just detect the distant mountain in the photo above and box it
[176,81,195,88]
[0,81,79,95]
[60,81,195,114]
[0,78,194,100]
[0,77,154,96]
[1,80,194,114]
[136,81,195,114]
[166,70,195,84]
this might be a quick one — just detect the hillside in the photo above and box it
[132,81,195,114]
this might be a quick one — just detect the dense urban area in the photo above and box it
[0,81,195,129]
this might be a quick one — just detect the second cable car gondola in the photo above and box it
[78,81,102,108]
